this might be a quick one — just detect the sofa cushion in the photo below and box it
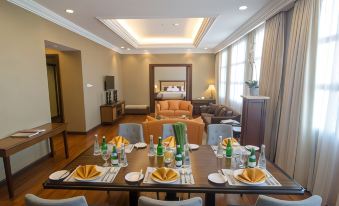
[226,110,233,116]
[208,104,219,114]
[159,101,169,110]
[217,108,227,116]
[192,116,204,123]
[179,101,190,110]
[168,100,180,110]
[158,110,174,116]
[146,116,157,122]
[174,110,191,116]
[214,105,225,116]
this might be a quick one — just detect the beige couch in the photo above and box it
[156,100,193,117]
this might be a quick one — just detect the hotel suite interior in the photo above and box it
[0,0,338,205]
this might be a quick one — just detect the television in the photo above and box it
[104,76,115,90]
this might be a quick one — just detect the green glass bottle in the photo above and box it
[111,144,118,166]
[225,139,233,158]
[157,137,164,156]
[175,145,183,168]
[248,148,256,168]
[101,136,107,151]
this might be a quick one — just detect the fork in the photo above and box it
[186,168,192,184]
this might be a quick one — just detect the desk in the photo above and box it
[0,123,68,198]
[43,145,304,206]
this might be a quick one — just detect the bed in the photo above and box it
[156,80,186,100]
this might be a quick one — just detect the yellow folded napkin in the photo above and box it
[237,168,266,183]
[73,165,101,179]
[109,136,130,148]
[222,137,238,146]
[151,167,178,181]
[163,136,176,148]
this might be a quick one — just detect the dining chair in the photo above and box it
[138,196,202,206]
[207,124,233,145]
[118,123,144,143]
[162,123,175,138]
[25,194,88,206]
[254,195,322,206]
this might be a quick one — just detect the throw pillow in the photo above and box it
[159,101,169,110]
[146,116,157,122]
[192,116,204,123]
[226,110,233,116]
[179,101,190,110]
[214,105,225,116]
[218,108,227,116]
[168,100,180,110]
[208,104,218,114]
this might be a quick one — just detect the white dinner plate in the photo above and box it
[208,173,227,184]
[73,166,105,182]
[125,172,144,182]
[233,169,266,185]
[189,144,199,150]
[245,145,260,151]
[135,142,147,149]
[151,170,179,184]
[49,170,70,180]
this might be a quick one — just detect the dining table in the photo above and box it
[43,145,304,206]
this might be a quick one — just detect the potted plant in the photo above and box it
[245,80,259,96]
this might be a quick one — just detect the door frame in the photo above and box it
[46,54,64,122]
[149,64,192,113]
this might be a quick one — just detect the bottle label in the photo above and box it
[248,161,256,168]
[176,160,182,167]
[112,159,118,165]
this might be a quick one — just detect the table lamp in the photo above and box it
[207,84,216,99]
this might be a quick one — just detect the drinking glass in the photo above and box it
[164,147,174,167]
[239,149,250,168]
[101,149,110,167]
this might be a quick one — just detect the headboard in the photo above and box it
[159,80,186,92]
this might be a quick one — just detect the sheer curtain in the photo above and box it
[228,38,247,113]
[217,50,227,105]
[253,25,265,82]
[305,0,339,204]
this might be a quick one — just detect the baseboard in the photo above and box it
[0,153,50,185]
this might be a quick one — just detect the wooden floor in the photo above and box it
[0,115,310,206]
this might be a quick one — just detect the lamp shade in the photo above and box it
[207,84,215,91]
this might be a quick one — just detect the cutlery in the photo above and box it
[144,171,150,183]
[180,169,186,184]
[101,167,112,182]
[186,168,192,184]
[58,170,70,180]
[218,170,227,182]
[108,167,119,183]
[138,169,143,181]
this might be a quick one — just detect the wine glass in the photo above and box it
[101,149,110,167]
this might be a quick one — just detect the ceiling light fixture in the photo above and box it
[65,9,74,14]
[120,46,125,49]
[173,23,180,26]
[204,48,208,50]
[127,48,131,51]
[239,6,248,11]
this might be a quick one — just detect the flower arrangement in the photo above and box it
[245,80,259,88]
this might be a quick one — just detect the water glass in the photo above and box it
[239,149,250,168]
[101,149,110,167]
[164,147,174,166]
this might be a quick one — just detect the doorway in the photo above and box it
[46,55,63,123]
[149,64,192,113]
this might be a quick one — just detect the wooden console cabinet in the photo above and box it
[100,101,125,124]
[191,99,216,115]
[240,96,269,147]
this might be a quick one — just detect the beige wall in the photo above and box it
[45,49,86,132]
[121,53,215,105]
[0,1,123,181]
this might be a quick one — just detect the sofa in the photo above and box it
[200,104,241,125]
[156,100,193,117]
[142,117,204,145]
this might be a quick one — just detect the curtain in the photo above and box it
[228,38,247,113]
[253,25,265,82]
[215,52,221,104]
[216,51,228,105]
[275,0,316,175]
[259,12,286,160]
[296,0,339,204]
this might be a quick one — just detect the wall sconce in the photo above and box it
[154,85,158,92]
[86,83,94,88]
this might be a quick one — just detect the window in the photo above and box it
[229,38,247,112]
[312,0,339,132]
[253,25,265,81]
[218,50,227,104]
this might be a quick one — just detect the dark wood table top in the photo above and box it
[43,145,304,195]
[0,123,67,157]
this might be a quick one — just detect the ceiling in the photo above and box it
[10,0,288,54]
